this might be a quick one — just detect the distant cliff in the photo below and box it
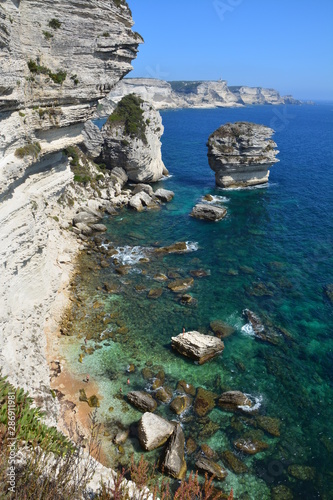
[101,78,302,112]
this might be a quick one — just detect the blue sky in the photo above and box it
[129,0,333,100]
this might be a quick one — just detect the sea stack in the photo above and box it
[207,122,279,188]
[100,94,166,183]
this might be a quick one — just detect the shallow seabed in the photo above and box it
[61,105,333,499]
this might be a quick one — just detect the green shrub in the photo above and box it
[70,74,79,85]
[27,60,66,85]
[108,94,147,144]
[48,18,61,30]
[15,142,41,159]
[102,32,110,37]
[43,30,53,40]
[48,70,67,85]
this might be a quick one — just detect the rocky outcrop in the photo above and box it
[160,424,187,480]
[171,331,224,365]
[138,413,175,451]
[0,0,141,412]
[207,122,279,188]
[99,94,165,183]
[218,391,253,412]
[191,203,227,221]
[101,78,301,111]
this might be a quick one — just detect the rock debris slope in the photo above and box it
[0,0,141,413]
[207,122,279,188]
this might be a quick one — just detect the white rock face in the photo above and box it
[100,97,165,183]
[0,0,140,409]
[138,413,175,451]
[207,122,279,188]
[171,331,225,365]
[101,78,301,111]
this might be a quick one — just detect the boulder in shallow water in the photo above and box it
[243,309,281,345]
[154,188,175,202]
[176,379,196,396]
[195,457,228,481]
[218,391,253,413]
[191,203,227,221]
[129,191,157,211]
[171,331,224,365]
[132,183,154,196]
[127,391,157,413]
[138,412,175,451]
[160,424,187,479]
[168,278,194,293]
[155,386,173,403]
[170,394,192,415]
[155,241,188,254]
[271,485,294,500]
[234,437,269,455]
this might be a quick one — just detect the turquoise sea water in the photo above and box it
[62,104,333,498]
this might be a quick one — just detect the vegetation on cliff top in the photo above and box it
[108,93,148,144]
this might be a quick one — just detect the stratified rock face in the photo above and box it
[100,94,165,183]
[171,331,224,365]
[0,0,142,192]
[138,413,175,451]
[160,424,187,480]
[101,78,301,112]
[207,122,279,188]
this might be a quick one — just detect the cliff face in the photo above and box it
[207,122,279,188]
[0,0,142,192]
[101,78,301,111]
[100,94,166,183]
[0,0,141,413]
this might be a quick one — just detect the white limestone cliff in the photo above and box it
[0,0,142,415]
[101,78,301,111]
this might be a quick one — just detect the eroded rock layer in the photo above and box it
[207,122,279,188]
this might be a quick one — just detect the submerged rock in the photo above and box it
[271,485,294,500]
[176,380,196,397]
[171,331,224,364]
[288,464,316,481]
[234,438,269,455]
[127,391,157,413]
[191,203,227,221]
[160,424,187,479]
[195,457,228,481]
[194,388,217,417]
[221,450,249,474]
[155,241,188,254]
[207,122,279,188]
[170,395,192,415]
[168,278,194,293]
[138,412,175,451]
[255,415,281,437]
[218,391,253,413]
[210,320,235,339]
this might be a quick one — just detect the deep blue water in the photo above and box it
[67,105,333,498]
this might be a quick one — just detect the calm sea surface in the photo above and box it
[62,104,333,498]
